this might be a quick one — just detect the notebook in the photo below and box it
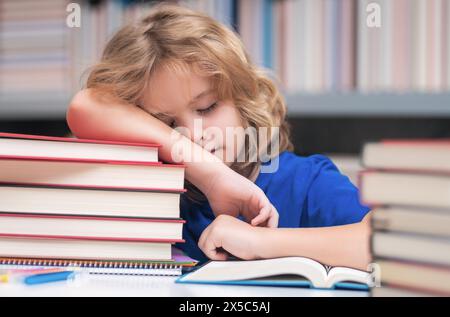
[176,257,371,291]
[0,248,198,276]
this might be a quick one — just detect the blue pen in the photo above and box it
[23,271,77,285]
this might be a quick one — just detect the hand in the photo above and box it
[202,166,279,228]
[198,215,265,260]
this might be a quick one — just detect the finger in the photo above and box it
[201,234,229,261]
[244,188,267,221]
[267,205,279,228]
[198,225,211,251]
[251,201,272,226]
[258,219,269,227]
[250,204,271,226]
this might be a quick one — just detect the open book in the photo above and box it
[176,257,371,291]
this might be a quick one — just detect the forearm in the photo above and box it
[255,213,372,270]
[66,89,226,194]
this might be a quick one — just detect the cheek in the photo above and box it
[201,103,244,158]
[216,103,243,129]
[212,110,243,141]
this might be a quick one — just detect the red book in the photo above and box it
[0,235,174,261]
[0,183,183,219]
[0,212,185,242]
[0,131,160,163]
[0,156,185,191]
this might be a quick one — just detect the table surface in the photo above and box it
[0,274,369,297]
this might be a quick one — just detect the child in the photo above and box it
[67,4,372,270]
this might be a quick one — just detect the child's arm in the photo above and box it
[198,212,372,270]
[66,89,278,227]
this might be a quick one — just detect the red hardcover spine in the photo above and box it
[0,233,184,244]
[0,212,186,223]
[0,155,185,167]
[0,181,187,193]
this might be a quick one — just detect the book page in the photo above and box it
[180,257,330,288]
[326,267,370,288]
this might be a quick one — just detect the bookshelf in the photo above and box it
[0,92,71,119]
[1,0,450,119]
[2,92,450,120]
[285,92,450,117]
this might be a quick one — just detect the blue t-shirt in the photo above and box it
[176,151,371,263]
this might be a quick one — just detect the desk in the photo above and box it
[0,275,368,297]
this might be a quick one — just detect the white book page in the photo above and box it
[326,267,370,288]
[181,257,331,288]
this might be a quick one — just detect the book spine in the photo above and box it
[0,181,187,193]
[0,132,162,148]
[0,212,186,223]
[0,233,184,244]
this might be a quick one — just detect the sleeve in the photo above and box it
[301,155,371,227]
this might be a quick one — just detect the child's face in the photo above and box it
[141,66,245,164]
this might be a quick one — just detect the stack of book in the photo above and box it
[0,132,197,275]
[360,140,450,296]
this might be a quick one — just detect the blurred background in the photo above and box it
[1,0,450,183]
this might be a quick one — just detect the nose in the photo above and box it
[177,114,207,147]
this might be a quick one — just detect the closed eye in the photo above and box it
[197,102,218,115]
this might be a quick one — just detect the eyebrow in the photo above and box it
[152,89,214,116]
[188,89,214,106]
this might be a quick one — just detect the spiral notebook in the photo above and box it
[0,247,197,276]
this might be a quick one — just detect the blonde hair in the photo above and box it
[86,4,294,203]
